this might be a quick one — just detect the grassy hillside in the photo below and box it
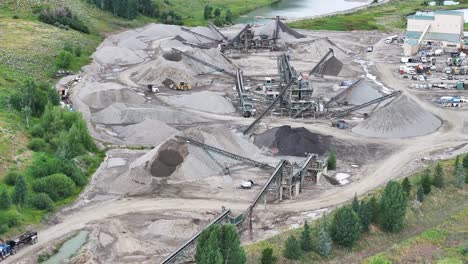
[245,157,468,263]
[289,0,468,32]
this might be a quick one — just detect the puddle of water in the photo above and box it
[44,231,89,264]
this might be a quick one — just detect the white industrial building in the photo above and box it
[403,10,464,56]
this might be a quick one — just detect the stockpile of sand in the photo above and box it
[112,119,178,146]
[297,38,349,61]
[80,85,146,110]
[254,126,332,157]
[91,103,209,125]
[159,91,235,114]
[335,80,382,105]
[138,24,220,44]
[352,95,442,138]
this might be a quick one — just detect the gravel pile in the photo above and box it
[352,95,442,138]
[91,103,209,125]
[335,80,382,105]
[113,119,178,146]
[254,126,332,156]
[159,91,235,114]
[93,46,146,66]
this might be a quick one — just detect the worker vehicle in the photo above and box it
[176,82,192,91]
[421,57,427,63]
[454,68,460,75]
[434,49,444,56]
[461,68,466,75]
[385,35,398,44]
[367,46,373,52]
[445,68,452,74]
[0,244,16,260]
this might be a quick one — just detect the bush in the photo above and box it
[0,210,21,228]
[27,138,48,152]
[12,175,28,206]
[32,173,76,201]
[4,171,19,186]
[421,170,432,194]
[29,193,54,211]
[368,255,392,264]
[74,46,82,57]
[433,163,444,188]
[12,15,19,19]
[55,50,73,69]
[261,247,276,264]
[0,189,11,210]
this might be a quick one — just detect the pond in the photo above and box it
[235,0,373,24]
[43,231,89,264]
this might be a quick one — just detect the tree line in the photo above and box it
[204,5,233,27]
[85,0,159,19]
[0,79,101,235]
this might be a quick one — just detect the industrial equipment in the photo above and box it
[176,82,191,91]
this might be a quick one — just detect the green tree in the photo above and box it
[219,224,246,264]
[416,185,424,202]
[225,9,233,24]
[358,201,372,232]
[421,169,432,195]
[12,175,28,206]
[352,193,360,213]
[369,196,379,223]
[0,189,11,210]
[455,162,464,189]
[283,235,301,260]
[32,173,76,201]
[74,46,82,57]
[204,5,213,19]
[213,16,225,27]
[402,177,411,196]
[196,225,221,263]
[300,220,312,252]
[260,247,276,264]
[454,155,460,171]
[201,230,223,264]
[433,163,444,188]
[317,214,332,257]
[214,8,221,18]
[327,149,336,170]
[379,181,408,232]
[29,193,54,211]
[330,206,361,247]
[57,124,86,159]
[463,154,468,168]
[56,50,73,69]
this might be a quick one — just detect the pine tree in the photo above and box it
[327,149,336,170]
[0,189,11,210]
[358,201,372,232]
[260,247,276,264]
[432,163,444,188]
[195,225,221,263]
[379,181,408,233]
[200,231,223,264]
[330,206,361,247]
[219,224,246,264]
[454,155,460,171]
[369,196,379,224]
[317,215,332,257]
[300,220,312,252]
[456,162,465,189]
[203,5,213,19]
[283,235,301,260]
[421,169,432,195]
[12,175,28,206]
[214,8,221,18]
[416,185,424,202]
[352,193,360,213]
[225,9,233,24]
[402,177,411,196]
[463,154,468,169]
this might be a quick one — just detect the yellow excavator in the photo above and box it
[176,82,192,91]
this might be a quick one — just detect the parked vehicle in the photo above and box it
[412,75,418,80]
[460,68,465,75]
[0,244,16,260]
[385,35,398,44]
[445,68,452,74]
[448,75,453,80]
[419,75,425,81]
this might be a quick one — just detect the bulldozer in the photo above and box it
[176,82,192,91]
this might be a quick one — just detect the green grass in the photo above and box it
[289,0,468,32]
[155,0,280,26]
[245,157,468,263]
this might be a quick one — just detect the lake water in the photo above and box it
[235,0,373,24]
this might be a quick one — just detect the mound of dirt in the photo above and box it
[352,95,442,138]
[151,146,186,177]
[254,126,332,156]
[93,46,145,65]
[81,86,146,110]
[91,103,209,125]
[159,91,235,114]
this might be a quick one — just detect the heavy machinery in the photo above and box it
[0,231,37,261]
[0,244,16,260]
[176,82,191,91]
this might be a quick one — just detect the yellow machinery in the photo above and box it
[176,82,192,91]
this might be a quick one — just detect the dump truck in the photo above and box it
[177,82,192,91]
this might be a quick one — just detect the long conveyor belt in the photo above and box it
[331,91,402,118]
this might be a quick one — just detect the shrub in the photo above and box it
[433,163,444,188]
[29,193,54,211]
[4,171,19,186]
[368,255,392,264]
[12,175,28,206]
[55,50,73,69]
[74,46,82,57]
[300,220,312,252]
[261,247,276,264]
[27,138,48,152]
[12,15,19,19]
[0,210,21,228]
[32,173,76,201]
[421,170,432,194]
[0,189,11,210]
[417,185,424,202]
[402,177,411,196]
[327,149,336,170]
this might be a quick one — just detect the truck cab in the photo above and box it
[0,244,16,259]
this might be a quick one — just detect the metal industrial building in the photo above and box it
[403,10,464,56]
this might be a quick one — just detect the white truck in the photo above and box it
[385,35,398,44]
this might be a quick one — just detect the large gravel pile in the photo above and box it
[254,126,332,156]
[159,91,235,114]
[79,83,146,110]
[91,103,209,125]
[352,95,442,138]
[297,38,349,61]
[93,46,146,66]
